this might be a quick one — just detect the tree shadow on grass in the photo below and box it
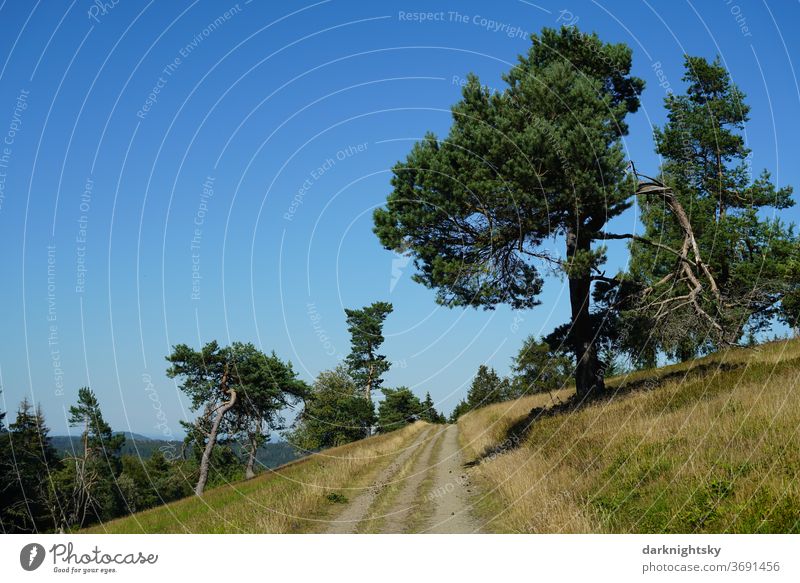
[464,360,744,468]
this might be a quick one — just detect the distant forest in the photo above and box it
[48,433,300,468]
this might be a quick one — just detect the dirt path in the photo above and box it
[324,426,432,534]
[375,424,448,533]
[325,423,482,534]
[422,424,482,533]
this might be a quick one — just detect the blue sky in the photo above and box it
[0,0,798,437]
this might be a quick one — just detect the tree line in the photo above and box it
[0,302,444,532]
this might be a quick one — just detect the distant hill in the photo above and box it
[50,432,173,459]
[50,432,300,469]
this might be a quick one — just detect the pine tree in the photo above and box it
[510,336,572,396]
[449,400,471,423]
[621,56,798,359]
[288,367,375,450]
[168,342,307,494]
[68,387,125,459]
[116,448,192,514]
[466,365,509,409]
[0,398,62,532]
[63,387,125,528]
[167,341,244,496]
[344,302,393,404]
[374,27,643,400]
[377,387,423,433]
[419,392,443,423]
[234,351,307,479]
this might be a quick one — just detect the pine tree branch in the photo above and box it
[597,232,696,266]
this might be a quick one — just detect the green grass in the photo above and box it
[460,338,800,533]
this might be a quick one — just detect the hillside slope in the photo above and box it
[84,419,481,533]
[459,338,800,533]
[84,418,483,534]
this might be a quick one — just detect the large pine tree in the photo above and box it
[374,27,643,400]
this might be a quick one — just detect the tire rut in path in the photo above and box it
[324,426,433,534]
[376,424,448,533]
[424,424,482,533]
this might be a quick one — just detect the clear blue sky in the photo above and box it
[0,0,798,437]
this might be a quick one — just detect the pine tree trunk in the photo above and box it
[82,420,89,458]
[365,365,374,436]
[566,228,605,401]
[365,363,374,403]
[195,384,237,496]
[245,431,258,480]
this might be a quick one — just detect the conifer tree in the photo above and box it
[374,27,643,400]
[466,365,509,409]
[618,56,798,359]
[344,302,393,403]
[65,387,125,528]
[1,398,62,532]
[377,387,423,432]
[511,336,572,396]
[419,392,443,423]
[288,367,374,450]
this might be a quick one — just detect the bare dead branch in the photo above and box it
[629,167,733,345]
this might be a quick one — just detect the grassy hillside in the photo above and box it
[83,421,428,533]
[459,338,800,533]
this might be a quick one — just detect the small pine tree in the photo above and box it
[419,392,443,423]
[63,387,125,528]
[377,387,423,433]
[466,365,509,409]
[449,400,471,423]
[68,387,125,459]
[288,367,375,451]
[344,302,393,404]
[510,336,572,397]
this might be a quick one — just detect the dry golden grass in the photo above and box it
[460,338,800,533]
[459,387,574,460]
[83,422,428,533]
